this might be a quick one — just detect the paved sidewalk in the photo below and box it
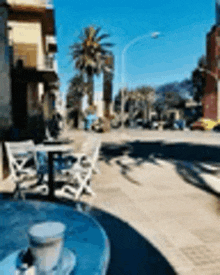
[2,128,220,274]
[62,129,220,275]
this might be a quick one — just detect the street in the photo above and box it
[60,128,220,275]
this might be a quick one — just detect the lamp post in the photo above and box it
[198,68,220,120]
[120,32,161,129]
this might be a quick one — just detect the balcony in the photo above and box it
[38,55,58,72]
[11,51,57,71]
[45,35,58,53]
[7,0,53,9]
[10,51,58,82]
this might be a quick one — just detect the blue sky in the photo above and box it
[54,0,216,101]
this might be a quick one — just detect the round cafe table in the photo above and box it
[0,199,110,274]
[36,144,73,200]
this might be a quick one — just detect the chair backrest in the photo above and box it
[90,138,102,164]
[81,136,100,156]
[81,136,101,173]
[7,140,35,149]
[4,140,37,181]
[45,126,53,140]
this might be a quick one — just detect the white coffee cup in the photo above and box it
[28,221,66,274]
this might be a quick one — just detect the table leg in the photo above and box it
[48,152,54,200]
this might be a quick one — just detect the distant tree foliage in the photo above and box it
[114,86,155,121]
[153,96,166,121]
[114,78,193,121]
[164,91,185,108]
[153,78,193,120]
[192,55,207,103]
[156,78,193,100]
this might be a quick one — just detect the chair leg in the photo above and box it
[82,172,95,196]
[13,189,20,200]
[76,203,83,212]
[36,174,44,184]
[20,190,26,200]
[13,183,25,200]
[55,188,76,201]
[74,173,89,199]
[92,164,101,174]
[84,184,96,196]
[74,185,84,200]
[19,185,49,198]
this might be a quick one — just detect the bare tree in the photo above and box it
[135,86,155,121]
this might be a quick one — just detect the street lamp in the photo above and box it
[120,32,162,129]
[198,67,220,120]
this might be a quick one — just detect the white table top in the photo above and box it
[36,144,73,153]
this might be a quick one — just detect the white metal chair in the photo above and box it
[4,141,49,199]
[80,136,102,174]
[55,137,102,200]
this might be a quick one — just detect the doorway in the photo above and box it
[11,78,28,129]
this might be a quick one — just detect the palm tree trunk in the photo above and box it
[103,70,113,132]
[143,100,147,122]
[87,74,94,106]
[147,101,151,121]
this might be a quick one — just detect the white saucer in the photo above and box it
[0,247,76,274]
[60,247,76,274]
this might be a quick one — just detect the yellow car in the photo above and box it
[191,118,219,131]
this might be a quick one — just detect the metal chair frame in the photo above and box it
[4,140,48,199]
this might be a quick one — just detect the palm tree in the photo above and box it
[70,26,114,106]
[66,74,86,128]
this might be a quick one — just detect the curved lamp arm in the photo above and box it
[121,33,152,85]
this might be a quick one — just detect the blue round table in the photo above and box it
[0,199,110,274]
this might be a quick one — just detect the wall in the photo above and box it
[27,82,37,115]
[27,85,45,142]
[0,5,12,138]
[8,21,44,69]
[203,26,220,120]
[7,0,47,8]
[8,20,46,135]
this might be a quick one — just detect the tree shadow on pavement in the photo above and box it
[100,142,132,165]
[0,193,177,275]
[100,140,220,194]
[174,160,217,195]
[90,207,177,275]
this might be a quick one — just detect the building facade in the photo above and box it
[203,1,220,120]
[0,0,59,141]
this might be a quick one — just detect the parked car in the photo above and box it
[213,124,220,132]
[142,120,159,130]
[163,120,174,130]
[136,119,144,127]
[163,119,186,130]
[174,120,186,130]
[142,120,152,129]
[151,121,159,130]
[190,118,218,131]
